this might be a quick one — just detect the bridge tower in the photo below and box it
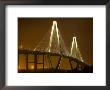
[70,37,84,62]
[34,21,69,56]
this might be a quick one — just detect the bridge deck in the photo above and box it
[18,50,93,73]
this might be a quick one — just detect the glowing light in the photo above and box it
[70,37,77,55]
[55,21,60,46]
[18,65,21,69]
[19,44,23,49]
[48,23,54,52]
[33,48,36,51]
[34,20,69,56]
[70,37,84,62]
[31,65,34,69]
[49,21,60,52]
[74,37,77,48]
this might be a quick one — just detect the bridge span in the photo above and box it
[18,49,93,73]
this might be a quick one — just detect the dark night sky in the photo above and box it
[18,18,93,65]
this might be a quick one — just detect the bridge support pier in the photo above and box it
[26,54,28,71]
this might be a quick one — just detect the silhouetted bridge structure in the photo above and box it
[18,49,93,73]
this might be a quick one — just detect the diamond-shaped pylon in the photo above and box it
[34,21,69,56]
[70,37,84,62]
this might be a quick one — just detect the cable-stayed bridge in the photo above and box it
[18,21,92,73]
